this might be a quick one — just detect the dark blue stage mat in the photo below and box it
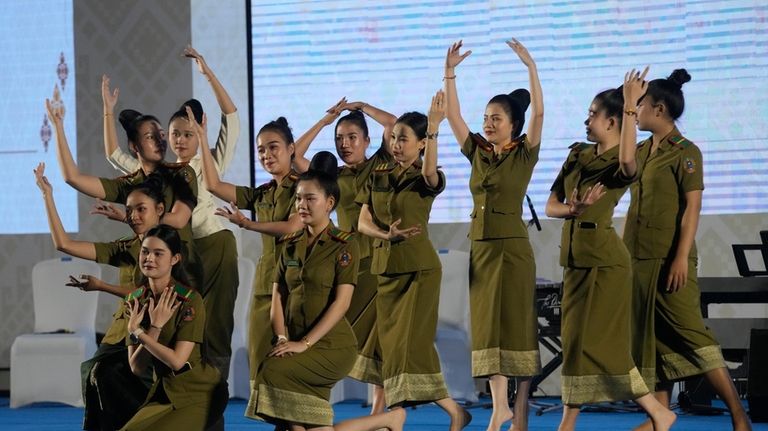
[1,397,766,430]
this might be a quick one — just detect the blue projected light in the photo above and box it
[0,0,77,234]
[249,0,768,221]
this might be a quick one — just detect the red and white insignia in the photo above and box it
[684,157,696,174]
[182,306,195,321]
[338,250,352,268]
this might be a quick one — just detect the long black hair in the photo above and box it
[642,68,691,120]
[298,151,340,210]
[487,88,531,138]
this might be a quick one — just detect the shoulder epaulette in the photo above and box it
[277,229,304,244]
[568,142,591,152]
[172,283,195,301]
[328,227,353,243]
[287,171,300,182]
[374,162,396,173]
[124,286,145,302]
[668,135,692,148]
[116,170,142,181]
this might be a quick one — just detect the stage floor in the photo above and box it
[1,397,765,430]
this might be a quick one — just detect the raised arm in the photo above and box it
[423,90,444,188]
[507,38,543,149]
[444,40,472,146]
[185,46,241,172]
[184,46,236,115]
[293,97,346,173]
[342,100,398,152]
[34,163,96,260]
[46,98,107,199]
[620,67,649,178]
[101,75,140,175]
[190,107,237,202]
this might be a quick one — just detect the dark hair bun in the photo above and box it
[668,69,691,88]
[309,151,339,180]
[119,109,143,135]
[509,88,531,113]
[179,98,204,123]
[347,110,365,121]
[275,116,290,127]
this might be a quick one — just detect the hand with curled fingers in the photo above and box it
[101,75,119,113]
[506,38,536,68]
[427,90,447,128]
[185,106,208,145]
[126,298,148,333]
[183,45,213,78]
[568,183,606,217]
[215,201,249,227]
[623,66,649,109]
[33,162,53,196]
[90,199,126,223]
[66,274,103,292]
[388,219,421,242]
[445,40,472,71]
[149,287,181,330]
[320,97,347,126]
[666,256,689,293]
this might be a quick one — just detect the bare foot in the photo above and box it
[450,407,472,431]
[486,408,513,431]
[651,409,676,431]
[631,418,653,431]
[385,408,407,431]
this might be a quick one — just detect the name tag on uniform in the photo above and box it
[286,259,300,267]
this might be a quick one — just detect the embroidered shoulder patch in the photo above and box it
[684,157,696,174]
[182,306,195,322]
[338,249,353,268]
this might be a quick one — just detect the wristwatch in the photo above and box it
[129,328,145,345]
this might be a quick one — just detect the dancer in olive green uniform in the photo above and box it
[444,38,542,431]
[121,226,220,431]
[545,70,676,431]
[358,93,471,430]
[251,151,406,431]
[293,99,396,413]
[103,48,241,382]
[194,113,304,419]
[625,69,751,431]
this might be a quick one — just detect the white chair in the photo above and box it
[228,256,255,399]
[10,257,101,408]
[435,249,478,403]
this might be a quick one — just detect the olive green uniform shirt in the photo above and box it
[124,283,219,409]
[462,133,539,240]
[355,161,446,274]
[623,129,704,259]
[337,144,393,259]
[94,236,142,345]
[551,143,635,267]
[235,172,298,295]
[274,224,360,349]
[99,163,198,244]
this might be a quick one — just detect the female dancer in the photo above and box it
[46,92,202,289]
[443,38,543,431]
[250,151,406,430]
[293,99,396,413]
[122,224,220,430]
[624,69,751,431]
[544,69,676,431]
[357,91,471,430]
[102,48,240,416]
[34,164,165,430]
[192,107,304,418]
